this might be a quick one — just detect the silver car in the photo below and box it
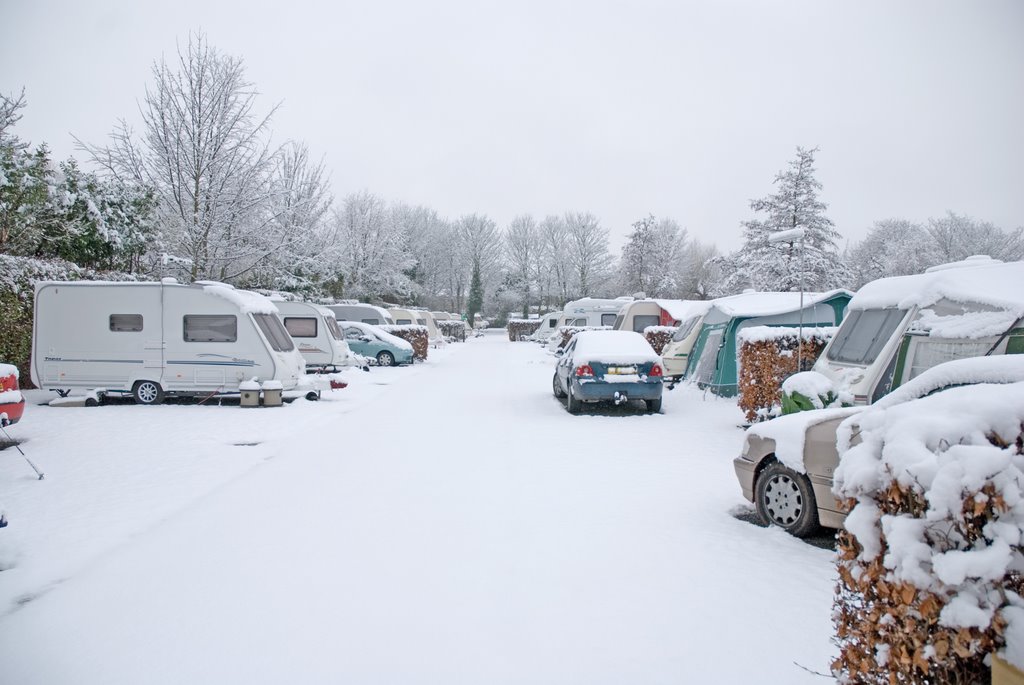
[733,355,1024,537]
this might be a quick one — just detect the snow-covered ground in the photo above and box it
[0,331,835,684]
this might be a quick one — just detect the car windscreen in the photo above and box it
[253,313,296,352]
[826,308,905,365]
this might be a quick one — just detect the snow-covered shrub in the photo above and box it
[507,319,542,341]
[380,324,429,361]
[780,370,847,415]
[643,325,676,355]
[437,320,466,342]
[736,326,835,423]
[832,383,1024,684]
[556,325,612,350]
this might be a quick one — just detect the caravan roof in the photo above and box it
[707,289,851,321]
[849,258,1024,314]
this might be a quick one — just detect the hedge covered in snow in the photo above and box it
[736,326,835,423]
[437,319,467,342]
[507,318,542,341]
[832,382,1024,683]
[380,324,429,360]
[643,325,676,355]
[556,325,612,350]
[0,255,143,385]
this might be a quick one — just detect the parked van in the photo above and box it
[812,257,1024,404]
[326,304,394,326]
[31,280,305,404]
[559,297,632,329]
[274,300,355,371]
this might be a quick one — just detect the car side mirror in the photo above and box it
[554,349,564,357]
[359,336,371,343]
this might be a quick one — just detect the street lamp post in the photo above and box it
[768,228,808,371]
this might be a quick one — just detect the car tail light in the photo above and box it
[575,364,594,377]
[649,364,663,377]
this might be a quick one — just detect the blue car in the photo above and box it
[552,330,664,413]
[339,321,415,367]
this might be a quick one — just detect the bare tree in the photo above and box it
[538,215,570,307]
[248,141,335,290]
[80,32,279,281]
[620,214,689,297]
[334,190,414,301]
[505,214,540,316]
[564,211,613,298]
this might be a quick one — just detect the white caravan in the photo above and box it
[31,280,305,404]
[813,257,1024,404]
[274,300,356,371]
[529,310,563,343]
[326,303,394,326]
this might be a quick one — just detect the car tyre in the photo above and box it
[566,384,581,414]
[552,373,566,398]
[376,351,395,367]
[755,462,819,537]
[646,397,662,413]
[132,380,164,406]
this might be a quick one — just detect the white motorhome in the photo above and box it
[326,303,394,326]
[559,297,632,329]
[274,300,355,371]
[813,257,1024,404]
[31,280,305,404]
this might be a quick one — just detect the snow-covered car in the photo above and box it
[0,363,25,427]
[339,321,414,367]
[733,355,1024,537]
[552,330,664,414]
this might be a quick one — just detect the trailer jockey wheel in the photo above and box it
[132,380,165,405]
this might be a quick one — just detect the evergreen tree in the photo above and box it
[466,260,484,329]
[722,147,847,293]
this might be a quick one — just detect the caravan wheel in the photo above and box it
[132,380,164,405]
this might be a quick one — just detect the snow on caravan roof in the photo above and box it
[652,299,712,322]
[850,259,1024,313]
[709,289,850,318]
[197,281,279,314]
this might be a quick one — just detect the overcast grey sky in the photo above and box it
[3,0,1022,253]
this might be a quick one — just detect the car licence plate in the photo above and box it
[607,366,637,375]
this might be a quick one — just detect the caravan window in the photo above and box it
[908,340,994,380]
[323,316,342,340]
[110,314,143,332]
[361,318,381,325]
[284,317,317,338]
[184,315,237,342]
[672,316,700,342]
[396,318,413,325]
[601,313,617,327]
[253,313,295,352]
[826,308,905,365]
[632,315,660,333]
